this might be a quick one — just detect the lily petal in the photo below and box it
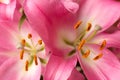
[44,55,77,80]
[79,0,120,32]
[91,31,120,48]
[68,68,85,80]
[78,44,120,80]
[0,56,41,80]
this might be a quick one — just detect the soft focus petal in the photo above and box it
[91,31,120,48]
[68,68,85,80]
[0,0,16,21]
[78,44,120,80]
[79,0,120,32]
[44,55,77,80]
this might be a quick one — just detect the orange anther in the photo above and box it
[99,40,106,50]
[20,50,24,59]
[34,55,38,65]
[25,60,29,71]
[93,53,103,60]
[82,50,90,58]
[78,39,86,50]
[74,21,82,29]
[21,39,26,46]
[38,40,42,45]
[28,33,32,39]
[86,23,92,31]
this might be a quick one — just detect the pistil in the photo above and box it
[18,33,45,71]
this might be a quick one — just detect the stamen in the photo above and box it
[82,50,90,58]
[28,33,32,39]
[20,50,24,59]
[38,40,42,45]
[78,39,86,50]
[21,39,26,46]
[93,53,103,60]
[99,40,106,50]
[74,21,82,29]
[25,60,29,71]
[86,23,92,31]
[34,55,38,65]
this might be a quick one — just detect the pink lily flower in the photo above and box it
[23,0,120,80]
[0,0,16,21]
[0,11,48,80]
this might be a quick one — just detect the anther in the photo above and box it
[78,39,86,50]
[82,50,90,58]
[86,23,92,31]
[74,21,82,29]
[20,50,24,59]
[38,40,42,45]
[21,39,26,46]
[93,53,103,60]
[99,40,106,50]
[34,55,38,65]
[28,33,32,39]
[25,60,29,71]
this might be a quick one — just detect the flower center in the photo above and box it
[67,20,106,61]
[17,33,44,71]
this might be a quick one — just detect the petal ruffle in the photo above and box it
[44,55,77,80]
[61,0,79,14]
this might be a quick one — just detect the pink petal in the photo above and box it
[19,58,41,80]
[79,0,120,32]
[0,0,16,21]
[68,68,85,80]
[23,0,79,56]
[0,57,19,80]
[0,56,41,80]
[44,55,77,80]
[0,24,17,52]
[78,44,120,80]
[91,31,120,48]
